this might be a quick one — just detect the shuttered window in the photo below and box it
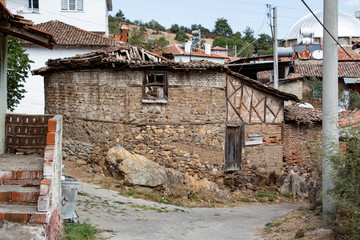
[61,0,83,11]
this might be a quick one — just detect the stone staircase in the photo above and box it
[0,154,47,224]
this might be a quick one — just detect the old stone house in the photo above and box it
[34,44,298,191]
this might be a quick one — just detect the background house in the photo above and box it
[34,45,298,192]
[211,46,229,57]
[154,42,229,64]
[0,1,54,153]
[6,0,112,36]
[14,20,119,114]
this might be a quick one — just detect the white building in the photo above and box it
[15,20,118,114]
[6,0,112,36]
[156,42,229,64]
[5,0,115,114]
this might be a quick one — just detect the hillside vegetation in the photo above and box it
[108,10,273,57]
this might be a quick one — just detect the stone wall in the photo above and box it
[45,69,289,191]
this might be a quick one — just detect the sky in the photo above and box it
[109,0,360,39]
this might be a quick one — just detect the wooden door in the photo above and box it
[225,124,243,172]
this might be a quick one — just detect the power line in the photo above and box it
[300,0,355,61]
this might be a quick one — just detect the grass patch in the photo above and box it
[126,203,169,213]
[282,193,292,198]
[255,191,277,202]
[64,220,99,240]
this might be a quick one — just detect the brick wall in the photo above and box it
[283,121,322,166]
[38,115,63,238]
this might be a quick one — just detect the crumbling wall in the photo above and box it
[44,69,289,192]
[283,122,322,166]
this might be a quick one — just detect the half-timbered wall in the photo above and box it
[226,75,285,174]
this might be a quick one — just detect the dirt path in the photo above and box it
[75,182,299,240]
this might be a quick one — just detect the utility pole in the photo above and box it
[273,7,279,89]
[322,0,338,227]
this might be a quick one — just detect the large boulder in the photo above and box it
[105,146,229,200]
[105,146,183,188]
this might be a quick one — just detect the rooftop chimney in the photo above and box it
[204,42,211,55]
[119,24,129,43]
[184,40,192,54]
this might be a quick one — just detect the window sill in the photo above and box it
[142,99,168,104]
[60,10,85,13]
[20,11,40,14]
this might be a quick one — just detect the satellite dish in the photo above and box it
[299,50,311,60]
[312,50,323,60]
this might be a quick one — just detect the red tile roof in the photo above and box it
[338,48,360,61]
[29,20,118,47]
[285,105,360,127]
[157,44,229,59]
[0,2,55,49]
[212,46,229,51]
[294,60,360,78]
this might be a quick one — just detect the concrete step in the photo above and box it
[0,154,43,186]
[0,185,39,204]
[0,204,47,224]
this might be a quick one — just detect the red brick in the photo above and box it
[47,119,57,132]
[0,192,12,201]
[6,213,30,223]
[47,132,56,145]
[0,213,5,221]
[22,179,41,186]
[12,192,39,202]
[2,180,24,185]
[30,213,47,224]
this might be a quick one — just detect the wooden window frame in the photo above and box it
[142,72,168,103]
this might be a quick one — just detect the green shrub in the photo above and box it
[331,128,360,239]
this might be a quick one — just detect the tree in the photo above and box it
[175,30,189,42]
[108,9,130,35]
[213,18,233,36]
[128,27,147,47]
[7,36,33,111]
[255,33,273,55]
[145,19,165,33]
[169,24,180,33]
[242,26,255,43]
[153,37,169,48]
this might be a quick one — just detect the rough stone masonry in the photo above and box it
[43,67,293,192]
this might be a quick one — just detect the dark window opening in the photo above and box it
[28,0,39,11]
[143,73,168,101]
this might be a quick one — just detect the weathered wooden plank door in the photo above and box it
[225,124,243,172]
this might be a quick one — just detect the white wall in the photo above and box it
[7,0,109,35]
[13,46,98,114]
[174,55,225,64]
